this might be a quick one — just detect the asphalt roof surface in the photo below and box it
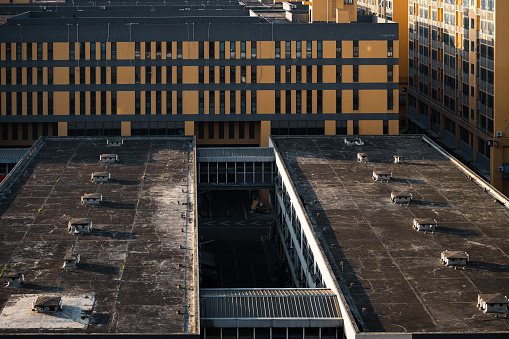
[273,135,509,333]
[0,137,197,334]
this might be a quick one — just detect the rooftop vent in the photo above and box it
[373,171,392,182]
[3,272,24,287]
[81,193,102,205]
[345,137,364,146]
[68,218,93,234]
[106,139,123,147]
[357,153,368,163]
[393,155,403,164]
[478,294,509,314]
[32,296,62,313]
[63,252,80,268]
[100,154,118,163]
[391,192,412,204]
[413,218,437,231]
[441,250,469,266]
[91,172,110,182]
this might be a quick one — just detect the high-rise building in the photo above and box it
[404,0,509,194]
[357,0,409,120]
[0,0,399,148]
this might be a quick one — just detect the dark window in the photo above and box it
[353,40,359,57]
[177,66,182,83]
[90,92,96,115]
[353,65,359,82]
[336,120,347,135]
[388,65,393,82]
[317,90,322,113]
[317,41,322,58]
[146,42,152,59]
[336,90,342,113]
[383,120,389,134]
[177,91,182,114]
[275,66,281,83]
[111,91,117,115]
[5,43,11,61]
[199,41,204,59]
[230,90,236,113]
[198,122,205,139]
[353,90,359,110]
[155,42,161,59]
[230,41,236,58]
[307,90,312,113]
[199,91,204,114]
[167,66,172,84]
[317,65,322,83]
[27,43,32,60]
[220,90,225,114]
[199,67,204,83]
[251,90,256,114]
[251,66,256,83]
[387,89,393,110]
[156,66,161,84]
[307,41,312,58]
[220,66,225,83]
[239,121,245,139]
[90,43,96,59]
[275,90,281,114]
[17,92,22,115]
[100,91,106,115]
[241,91,246,114]
[251,41,257,58]
[286,41,291,58]
[353,120,359,134]
[111,42,116,60]
[249,122,255,139]
[100,42,106,59]
[209,91,215,113]
[286,90,291,113]
[220,41,225,59]
[111,67,117,84]
[37,43,43,60]
[209,41,215,59]
[135,42,141,59]
[166,91,172,113]
[275,41,281,59]
[209,66,215,83]
[90,67,96,84]
[229,122,235,139]
[27,92,33,115]
[69,43,75,60]
[336,65,342,83]
[135,91,140,114]
[100,67,106,84]
[219,122,225,139]
[336,40,342,58]
[208,122,214,139]
[156,91,161,114]
[230,66,236,83]
[387,40,394,57]
[296,90,301,114]
[296,41,302,58]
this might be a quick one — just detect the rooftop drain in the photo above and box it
[106,139,123,147]
[393,155,403,164]
[478,294,509,314]
[357,153,368,163]
[441,250,469,266]
[63,252,80,268]
[391,192,412,204]
[100,154,118,163]
[3,272,24,287]
[413,218,437,232]
[91,172,110,183]
[68,218,93,234]
[32,297,62,313]
[81,193,102,205]
[373,171,392,182]
[344,137,364,146]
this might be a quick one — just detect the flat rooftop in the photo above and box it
[273,135,509,333]
[0,137,198,334]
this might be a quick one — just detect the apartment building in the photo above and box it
[405,0,509,194]
[0,0,399,148]
[357,0,409,119]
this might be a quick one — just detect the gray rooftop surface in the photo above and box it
[0,137,198,334]
[273,135,509,334]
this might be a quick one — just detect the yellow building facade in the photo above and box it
[405,0,509,195]
[0,0,399,147]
